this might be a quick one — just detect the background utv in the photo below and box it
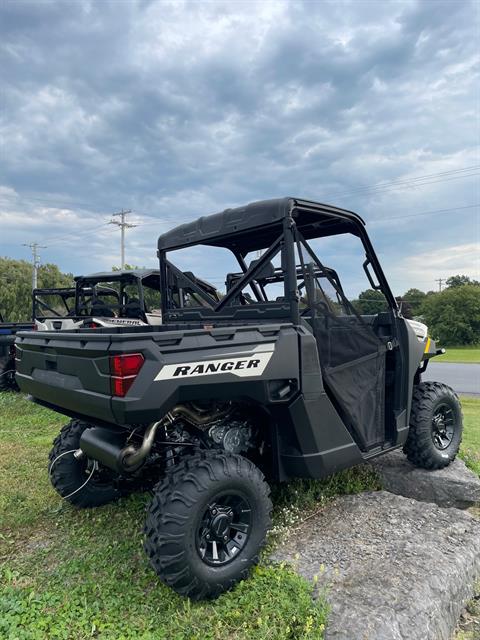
[15,197,463,600]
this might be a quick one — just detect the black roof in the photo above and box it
[157,197,365,254]
[75,269,159,282]
[33,287,77,295]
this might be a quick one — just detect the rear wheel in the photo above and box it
[0,356,17,391]
[49,419,122,508]
[144,449,272,600]
[404,381,463,470]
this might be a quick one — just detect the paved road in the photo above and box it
[424,362,480,396]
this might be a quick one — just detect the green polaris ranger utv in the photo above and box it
[15,198,462,600]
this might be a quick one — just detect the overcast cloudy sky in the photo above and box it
[1,0,479,295]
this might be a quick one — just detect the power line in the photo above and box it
[6,164,479,216]
[137,202,479,228]
[2,163,478,260]
[109,209,136,269]
[47,222,113,245]
[329,165,480,200]
[22,242,47,290]
[435,278,446,292]
[369,203,479,223]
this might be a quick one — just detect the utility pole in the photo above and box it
[23,242,46,291]
[435,278,445,292]
[109,209,136,269]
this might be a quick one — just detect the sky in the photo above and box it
[1,0,479,297]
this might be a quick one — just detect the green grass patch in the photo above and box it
[4,391,475,638]
[459,396,480,477]
[454,579,480,640]
[436,346,479,364]
[0,393,382,639]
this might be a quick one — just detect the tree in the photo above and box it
[446,274,480,288]
[400,288,426,318]
[0,257,73,322]
[354,289,388,315]
[420,284,480,345]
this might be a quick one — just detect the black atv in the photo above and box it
[16,198,462,599]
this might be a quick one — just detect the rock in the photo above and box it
[370,450,480,509]
[270,491,480,640]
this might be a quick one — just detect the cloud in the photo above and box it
[389,242,480,292]
[0,0,478,292]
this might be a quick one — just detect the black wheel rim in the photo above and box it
[431,403,456,450]
[196,492,252,566]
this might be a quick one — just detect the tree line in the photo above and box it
[0,257,74,322]
[1,256,478,345]
[355,275,480,345]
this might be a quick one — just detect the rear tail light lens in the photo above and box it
[110,353,144,377]
[110,353,144,397]
[112,376,135,397]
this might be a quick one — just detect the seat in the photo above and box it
[124,298,142,319]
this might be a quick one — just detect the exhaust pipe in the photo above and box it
[121,421,162,470]
[79,421,163,473]
[79,403,230,473]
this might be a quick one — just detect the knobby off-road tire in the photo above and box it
[0,356,17,391]
[404,381,463,470]
[144,449,272,600]
[49,419,121,508]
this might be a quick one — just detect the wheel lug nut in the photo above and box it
[224,535,228,541]
[206,534,210,539]
[212,509,217,515]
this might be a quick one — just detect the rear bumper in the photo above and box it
[16,370,116,424]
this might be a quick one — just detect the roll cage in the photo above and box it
[74,270,161,320]
[157,197,398,324]
[32,288,77,321]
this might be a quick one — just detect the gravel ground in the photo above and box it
[271,491,480,640]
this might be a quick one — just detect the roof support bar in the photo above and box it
[166,261,219,308]
[234,252,267,302]
[215,235,283,312]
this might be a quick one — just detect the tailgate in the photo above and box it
[15,330,114,423]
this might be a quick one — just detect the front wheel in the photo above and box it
[144,450,272,600]
[404,381,463,469]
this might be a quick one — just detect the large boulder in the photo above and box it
[271,491,480,640]
[370,450,480,509]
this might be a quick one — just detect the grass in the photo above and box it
[1,393,477,639]
[454,580,480,640]
[0,393,380,640]
[459,396,480,478]
[436,346,479,364]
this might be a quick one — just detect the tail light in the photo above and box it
[110,353,144,397]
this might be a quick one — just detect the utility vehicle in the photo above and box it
[0,273,162,390]
[34,269,163,331]
[15,198,462,600]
